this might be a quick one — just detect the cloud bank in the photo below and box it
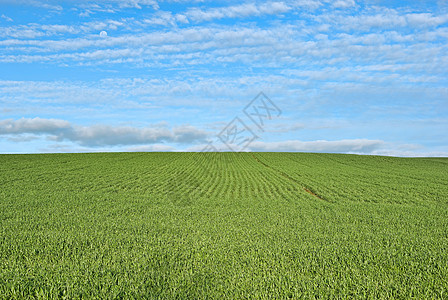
[0,118,208,147]
[248,139,384,153]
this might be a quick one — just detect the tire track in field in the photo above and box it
[250,153,329,202]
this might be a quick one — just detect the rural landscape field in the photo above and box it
[1,152,447,298]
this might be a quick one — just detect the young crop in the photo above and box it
[0,152,447,298]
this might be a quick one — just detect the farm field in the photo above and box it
[0,152,447,298]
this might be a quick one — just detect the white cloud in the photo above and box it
[0,0,62,10]
[1,15,446,74]
[41,24,77,34]
[142,11,177,26]
[0,19,127,39]
[321,12,407,31]
[0,26,44,39]
[0,117,71,134]
[291,0,322,10]
[115,0,159,9]
[1,14,13,22]
[332,0,355,8]
[406,13,448,27]
[175,13,189,24]
[75,0,159,15]
[260,2,292,14]
[248,139,385,153]
[181,2,291,23]
[0,118,209,147]
[320,10,448,32]
[0,2,446,73]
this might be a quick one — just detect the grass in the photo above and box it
[0,152,447,299]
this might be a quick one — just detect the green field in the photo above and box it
[1,152,447,299]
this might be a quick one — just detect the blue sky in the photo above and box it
[0,0,447,155]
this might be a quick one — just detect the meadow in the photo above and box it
[0,152,447,299]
